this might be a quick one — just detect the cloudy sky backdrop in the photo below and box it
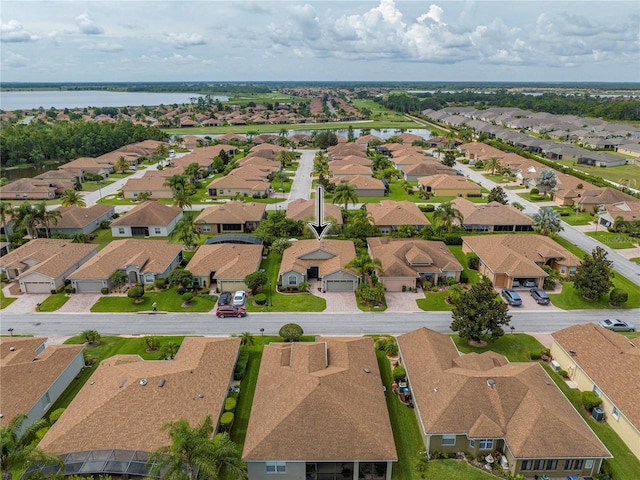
[1,0,638,83]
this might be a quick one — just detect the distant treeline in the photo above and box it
[0,120,168,168]
[377,91,640,121]
[0,82,272,95]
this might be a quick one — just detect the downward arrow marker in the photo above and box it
[307,186,332,240]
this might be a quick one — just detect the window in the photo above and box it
[380,227,390,234]
[288,276,298,286]
[546,460,557,470]
[441,435,456,446]
[118,228,125,234]
[611,406,620,420]
[585,459,594,469]
[41,391,51,409]
[592,385,602,398]
[154,228,161,235]
[561,266,566,274]
[521,460,532,471]
[478,439,493,450]
[564,459,583,470]
[569,266,577,275]
[265,462,286,473]
[202,226,211,232]
[133,192,138,197]
[533,459,545,470]
[222,223,242,231]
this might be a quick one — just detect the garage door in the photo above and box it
[325,280,355,292]
[75,280,104,293]
[23,282,53,294]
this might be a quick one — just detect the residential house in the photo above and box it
[121,175,175,200]
[193,201,267,234]
[110,201,183,237]
[0,239,97,293]
[616,143,640,157]
[0,337,84,432]
[36,338,240,478]
[400,161,454,182]
[366,200,430,235]
[286,198,343,229]
[50,205,115,236]
[216,133,247,144]
[396,328,610,478]
[551,324,640,460]
[0,178,62,201]
[577,152,627,167]
[450,198,533,232]
[574,187,638,214]
[418,174,481,198]
[327,155,372,167]
[243,337,397,480]
[279,239,359,292]
[327,144,367,160]
[186,243,263,291]
[68,239,182,292]
[59,157,114,176]
[34,167,86,184]
[462,234,581,289]
[330,176,386,197]
[367,237,462,291]
[207,166,271,198]
[328,163,372,177]
[597,200,640,228]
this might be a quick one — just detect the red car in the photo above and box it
[216,305,247,318]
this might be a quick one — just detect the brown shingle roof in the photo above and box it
[366,200,430,228]
[330,175,385,190]
[286,199,343,225]
[111,201,182,227]
[552,324,640,430]
[397,328,610,459]
[186,244,263,279]
[0,337,83,427]
[242,337,397,461]
[279,239,356,277]
[451,198,532,227]
[418,174,481,191]
[39,337,240,454]
[194,202,266,225]
[52,205,115,229]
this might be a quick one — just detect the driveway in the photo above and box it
[2,284,48,314]
[56,293,102,313]
[385,290,423,312]
[309,280,359,313]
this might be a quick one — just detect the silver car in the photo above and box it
[598,318,635,332]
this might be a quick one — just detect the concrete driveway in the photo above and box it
[385,290,423,312]
[56,294,102,313]
[310,280,359,313]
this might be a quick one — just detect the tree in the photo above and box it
[137,191,152,202]
[484,157,500,175]
[333,182,359,210]
[432,202,463,233]
[170,217,199,249]
[442,150,457,167]
[13,202,38,238]
[147,416,246,480]
[487,186,508,205]
[612,215,626,241]
[60,189,86,207]
[35,201,61,238]
[0,202,13,253]
[127,286,145,303]
[279,323,304,342]
[163,175,187,195]
[81,329,101,344]
[1,414,63,480]
[159,342,179,360]
[450,279,511,344]
[511,202,525,211]
[239,331,255,349]
[115,156,130,174]
[532,207,563,236]
[244,271,268,295]
[573,246,614,300]
[276,150,296,170]
[110,270,128,288]
[183,163,202,185]
[536,169,558,196]
[172,191,193,210]
[609,288,628,307]
[168,269,194,289]
[314,130,338,149]
[345,254,383,282]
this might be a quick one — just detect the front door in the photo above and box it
[307,266,319,279]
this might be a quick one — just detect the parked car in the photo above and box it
[233,290,247,306]
[598,318,636,332]
[523,279,537,288]
[501,288,522,306]
[216,305,247,318]
[511,280,521,288]
[530,288,550,305]
[218,291,232,306]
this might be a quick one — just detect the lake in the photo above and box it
[0,91,227,111]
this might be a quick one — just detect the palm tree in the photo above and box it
[612,215,627,241]
[345,254,383,282]
[0,201,13,252]
[183,163,202,185]
[333,183,359,210]
[13,202,38,238]
[114,156,130,174]
[170,217,200,249]
[536,169,558,196]
[147,416,246,480]
[35,201,61,238]
[137,191,152,202]
[485,157,500,175]
[60,189,86,207]
[532,207,564,236]
[172,191,193,210]
[432,202,464,233]
[276,150,296,170]
[239,331,255,348]
[1,414,63,480]
[164,175,187,195]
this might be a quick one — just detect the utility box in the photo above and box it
[550,360,561,372]
[593,407,605,422]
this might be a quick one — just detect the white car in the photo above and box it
[233,290,247,306]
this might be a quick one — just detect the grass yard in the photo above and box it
[553,159,640,189]
[448,245,480,285]
[91,287,217,313]
[548,275,640,309]
[483,174,512,183]
[586,231,638,249]
[416,459,497,480]
[0,287,17,309]
[416,290,453,311]
[453,333,545,363]
[551,207,596,226]
[38,293,69,312]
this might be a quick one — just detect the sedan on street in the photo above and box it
[216,305,247,318]
[598,318,635,332]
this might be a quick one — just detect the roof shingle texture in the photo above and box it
[111,201,182,227]
[279,239,356,277]
[186,244,263,279]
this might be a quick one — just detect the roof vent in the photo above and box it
[119,379,126,388]
[198,393,204,398]
[363,368,371,374]
[487,378,496,388]
[140,379,148,386]
[9,347,15,351]
[158,378,166,388]
[569,350,576,356]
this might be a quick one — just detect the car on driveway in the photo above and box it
[530,288,550,305]
[216,305,247,318]
[598,318,635,332]
[218,291,232,306]
[523,279,537,288]
[233,290,247,306]
[501,288,522,306]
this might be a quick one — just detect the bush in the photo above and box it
[459,271,469,284]
[127,286,144,302]
[558,369,569,378]
[101,287,109,295]
[530,351,542,360]
[144,284,153,292]
[446,276,458,286]
[474,160,484,169]
[64,285,75,294]
[609,288,628,306]
[228,389,239,400]
[254,293,267,305]
[56,284,65,293]
[581,391,603,411]
[466,252,479,270]
[154,279,167,289]
[219,412,234,432]
[530,188,540,195]
[234,350,249,380]
[224,397,237,412]
[182,292,194,303]
[466,193,483,198]
[392,365,406,383]
[279,323,304,342]
[443,234,462,245]
[49,408,65,424]
[424,204,435,212]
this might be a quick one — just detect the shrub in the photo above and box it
[182,292,194,303]
[466,252,479,270]
[224,397,237,412]
[581,391,603,411]
[56,284,65,293]
[228,389,239,400]
[424,204,435,212]
[219,412,234,432]
[279,323,304,342]
[49,408,65,424]
[609,288,628,306]
[443,234,462,245]
[254,293,267,305]
[466,193,483,198]
[530,188,540,195]
[530,351,542,360]
[558,369,569,378]
[101,287,109,295]
[459,271,469,284]
[392,365,406,383]
[127,286,144,302]
[144,284,153,292]
[446,276,458,286]
[474,160,484,169]
[51,289,57,294]
[375,336,391,351]
[64,285,75,294]
[154,278,167,289]
[99,220,111,229]
[234,350,249,380]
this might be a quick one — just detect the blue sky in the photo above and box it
[1,0,638,83]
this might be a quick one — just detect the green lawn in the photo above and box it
[448,245,480,285]
[0,287,16,309]
[416,290,453,311]
[483,174,512,183]
[551,207,595,226]
[586,231,637,249]
[91,287,217,313]
[453,333,545,363]
[38,293,69,312]
[548,277,640,310]
[416,459,497,480]
[553,159,640,190]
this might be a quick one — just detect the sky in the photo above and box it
[1,0,638,83]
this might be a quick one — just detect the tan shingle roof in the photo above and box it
[366,200,430,228]
[207,166,271,191]
[68,239,181,279]
[451,198,532,227]
[329,163,372,176]
[286,199,343,225]
[39,337,240,454]
[186,244,263,279]
[279,239,356,277]
[111,201,182,227]
[0,337,83,427]
[330,175,385,190]
[242,337,397,461]
[194,202,266,225]
[397,328,610,459]
[552,324,640,430]
[418,174,481,191]
[53,205,115,229]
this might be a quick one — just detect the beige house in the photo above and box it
[243,337,397,480]
[551,324,640,460]
[397,328,610,478]
[366,200,429,235]
[418,174,481,198]
[186,243,263,291]
[0,337,85,433]
[50,205,115,236]
[328,163,372,177]
[68,239,182,292]
[330,175,386,197]
[207,166,271,197]
[37,338,240,478]
[279,239,359,292]
[367,238,462,291]
[450,198,533,233]
[0,178,67,201]
[286,198,343,229]
[462,234,580,289]
[59,157,114,176]
[111,201,183,237]
[400,161,454,182]
[121,175,174,199]
[194,201,267,234]
[0,239,97,294]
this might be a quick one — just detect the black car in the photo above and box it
[218,291,232,306]
[530,288,550,305]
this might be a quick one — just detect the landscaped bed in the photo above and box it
[90,287,217,312]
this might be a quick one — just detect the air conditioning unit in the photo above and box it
[592,407,605,422]
[550,360,560,372]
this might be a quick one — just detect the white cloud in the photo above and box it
[165,32,206,49]
[1,50,28,67]
[139,53,200,64]
[1,19,39,43]
[75,13,104,35]
[80,42,125,53]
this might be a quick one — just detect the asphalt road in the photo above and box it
[2,309,636,338]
